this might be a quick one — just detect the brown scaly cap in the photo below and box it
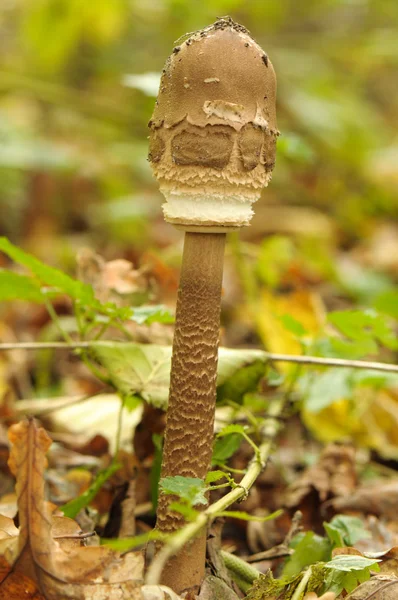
[149,17,278,230]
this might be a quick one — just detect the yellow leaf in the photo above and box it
[256,290,325,374]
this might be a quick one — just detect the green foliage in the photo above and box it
[323,555,380,595]
[0,270,45,302]
[93,343,270,409]
[256,236,295,288]
[0,237,93,303]
[300,367,398,414]
[215,509,283,522]
[159,476,207,506]
[247,535,380,599]
[279,314,308,338]
[216,360,265,404]
[217,424,247,438]
[205,470,228,484]
[60,462,120,519]
[324,515,371,548]
[102,529,167,552]
[130,305,174,325]
[373,289,398,320]
[282,531,331,579]
[328,309,397,353]
[325,554,380,572]
[299,368,354,413]
[211,433,242,466]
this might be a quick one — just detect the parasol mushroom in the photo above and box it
[148,16,278,593]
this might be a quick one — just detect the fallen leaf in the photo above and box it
[140,584,183,599]
[0,570,46,599]
[330,480,398,521]
[197,575,240,600]
[256,290,325,366]
[4,419,144,599]
[285,444,357,507]
[91,343,268,409]
[77,248,148,305]
[344,575,398,599]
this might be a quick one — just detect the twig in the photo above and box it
[0,341,397,373]
[246,510,303,562]
[145,395,285,585]
[0,341,91,350]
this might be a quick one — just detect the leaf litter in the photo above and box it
[2,419,144,599]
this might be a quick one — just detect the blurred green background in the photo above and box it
[0,0,397,455]
[0,0,397,269]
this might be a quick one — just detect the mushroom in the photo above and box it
[148,17,278,593]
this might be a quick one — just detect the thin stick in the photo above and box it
[146,394,284,586]
[155,232,226,591]
[0,341,397,374]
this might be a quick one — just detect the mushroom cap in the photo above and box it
[149,18,278,230]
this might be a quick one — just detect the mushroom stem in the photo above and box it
[156,231,226,592]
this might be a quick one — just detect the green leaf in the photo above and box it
[217,360,265,404]
[60,462,120,519]
[324,522,344,549]
[0,237,93,303]
[205,470,228,484]
[131,304,174,325]
[123,395,142,412]
[323,558,379,596]
[329,309,397,351]
[217,424,247,437]
[212,433,242,466]
[279,314,308,337]
[168,501,199,521]
[373,289,398,320]
[0,270,44,302]
[282,531,331,579]
[159,475,207,506]
[352,369,398,388]
[215,509,283,522]
[323,555,380,595]
[256,236,295,288]
[325,554,380,572]
[102,529,167,552]
[299,368,353,413]
[92,342,269,410]
[325,515,371,547]
[266,367,285,387]
[91,342,172,409]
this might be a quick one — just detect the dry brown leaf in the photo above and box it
[77,248,148,305]
[330,480,398,520]
[140,585,183,599]
[3,419,144,599]
[0,570,46,599]
[344,575,398,599]
[285,444,357,507]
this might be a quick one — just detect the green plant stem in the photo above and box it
[44,299,74,345]
[221,550,261,586]
[291,566,312,600]
[145,394,285,585]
